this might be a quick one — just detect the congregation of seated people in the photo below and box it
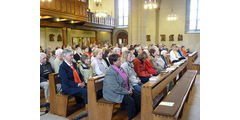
[40,43,189,119]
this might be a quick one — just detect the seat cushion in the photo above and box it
[153,70,197,117]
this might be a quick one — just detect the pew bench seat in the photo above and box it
[98,98,117,104]
[153,70,197,120]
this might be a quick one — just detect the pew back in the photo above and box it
[141,61,188,120]
[49,73,70,117]
[88,75,117,120]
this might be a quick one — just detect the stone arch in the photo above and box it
[113,29,128,46]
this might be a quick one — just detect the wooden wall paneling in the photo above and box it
[80,5,83,16]
[56,0,61,11]
[40,1,45,9]
[49,0,56,10]
[61,0,67,13]
[83,5,87,16]
[66,0,71,14]
[71,0,75,14]
[75,0,80,16]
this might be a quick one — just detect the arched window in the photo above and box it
[186,0,200,33]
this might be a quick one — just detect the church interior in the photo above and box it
[40,0,200,120]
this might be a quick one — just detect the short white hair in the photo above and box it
[55,48,63,56]
[121,47,128,53]
[161,50,168,55]
[62,49,72,58]
[40,52,46,58]
[113,47,120,53]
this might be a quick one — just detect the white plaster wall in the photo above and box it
[97,31,111,45]
[146,10,157,45]
[158,0,200,53]
[40,27,63,50]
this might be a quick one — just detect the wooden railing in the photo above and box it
[87,12,115,27]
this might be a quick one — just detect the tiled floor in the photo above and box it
[40,74,200,120]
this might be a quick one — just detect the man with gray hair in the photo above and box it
[52,48,63,73]
[40,52,53,103]
[59,49,88,108]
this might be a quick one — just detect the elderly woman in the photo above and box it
[103,54,141,120]
[91,49,108,76]
[79,54,94,84]
[121,51,143,94]
[59,49,88,107]
[161,50,170,68]
[52,48,63,73]
[149,48,165,74]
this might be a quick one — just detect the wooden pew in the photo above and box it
[49,73,72,117]
[188,51,198,65]
[88,75,119,120]
[152,70,197,120]
[141,61,188,120]
[191,57,200,74]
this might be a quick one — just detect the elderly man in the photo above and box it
[52,48,63,73]
[40,52,53,103]
[59,49,88,108]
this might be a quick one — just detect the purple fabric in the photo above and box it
[112,65,129,91]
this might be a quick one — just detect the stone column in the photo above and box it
[128,0,146,46]
[67,28,72,46]
[62,27,67,48]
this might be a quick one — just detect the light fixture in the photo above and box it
[94,0,102,7]
[144,0,157,9]
[95,10,107,18]
[40,16,53,19]
[71,20,74,24]
[94,0,108,18]
[167,9,177,21]
[56,18,60,22]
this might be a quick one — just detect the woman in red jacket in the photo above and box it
[133,51,155,84]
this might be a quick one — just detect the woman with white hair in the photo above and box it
[59,49,88,107]
[91,49,108,76]
[52,48,63,73]
[161,50,170,68]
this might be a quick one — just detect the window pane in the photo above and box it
[189,20,196,30]
[190,9,197,21]
[197,19,200,30]
[188,0,200,32]
[119,0,123,17]
[124,0,128,16]
[124,16,128,25]
[190,0,198,10]
[119,17,123,26]
[118,0,128,26]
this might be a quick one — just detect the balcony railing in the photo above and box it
[87,12,115,27]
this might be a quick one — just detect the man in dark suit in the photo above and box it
[59,49,88,107]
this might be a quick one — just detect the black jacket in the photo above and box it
[40,62,53,83]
